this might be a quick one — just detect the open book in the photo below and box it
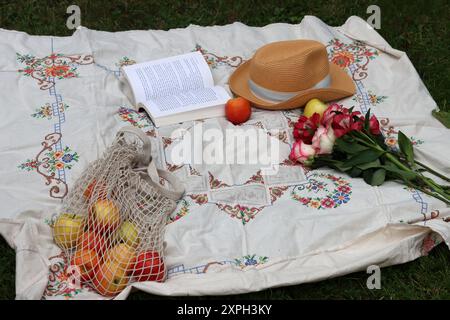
[121,51,231,127]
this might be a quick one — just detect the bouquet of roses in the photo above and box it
[290,103,450,205]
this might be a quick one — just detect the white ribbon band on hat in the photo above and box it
[248,74,331,103]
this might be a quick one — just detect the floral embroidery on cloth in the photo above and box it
[169,199,190,223]
[19,146,78,173]
[216,203,264,225]
[167,253,269,278]
[193,44,245,68]
[43,252,92,299]
[17,53,94,90]
[115,56,136,68]
[18,133,76,199]
[353,90,387,107]
[168,184,290,225]
[31,103,69,120]
[291,172,352,209]
[327,38,379,81]
[208,172,231,189]
[380,118,425,150]
[421,233,442,256]
[117,107,152,129]
[17,51,94,199]
[235,255,269,268]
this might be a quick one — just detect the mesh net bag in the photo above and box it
[52,126,184,296]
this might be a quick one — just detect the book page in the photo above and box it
[123,51,214,104]
[145,86,230,117]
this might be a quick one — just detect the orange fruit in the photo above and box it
[225,97,252,125]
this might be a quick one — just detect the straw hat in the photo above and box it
[229,40,355,110]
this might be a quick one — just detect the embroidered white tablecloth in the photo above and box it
[0,16,448,300]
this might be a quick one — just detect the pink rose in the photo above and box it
[331,112,363,138]
[322,104,366,138]
[289,140,316,165]
[321,103,343,126]
[312,125,336,154]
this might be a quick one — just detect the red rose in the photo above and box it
[331,111,363,138]
[293,113,321,144]
[369,115,381,135]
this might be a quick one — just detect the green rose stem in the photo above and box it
[351,131,450,204]
[384,153,450,204]
[405,181,450,205]
[414,159,450,183]
[386,153,450,201]
[420,176,450,200]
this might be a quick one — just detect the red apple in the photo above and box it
[130,251,165,282]
[83,179,107,201]
[70,248,99,282]
[78,231,108,256]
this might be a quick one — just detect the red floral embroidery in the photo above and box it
[17,53,94,90]
[331,51,355,68]
[216,203,263,225]
[320,197,335,208]
[326,38,379,81]
[421,233,438,256]
[189,193,209,205]
[244,170,264,185]
[209,172,230,189]
[193,44,244,68]
[292,173,352,210]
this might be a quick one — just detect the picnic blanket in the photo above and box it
[0,15,449,300]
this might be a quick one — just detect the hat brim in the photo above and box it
[229,59,356,110]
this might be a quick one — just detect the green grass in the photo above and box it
[1,0,449,299]
[1,236,449,300]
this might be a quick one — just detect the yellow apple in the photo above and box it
[117,221,140,248]
[53,213,85,249]
[90,199,121,234]
[303,98,328,119]
[104,243,136,270]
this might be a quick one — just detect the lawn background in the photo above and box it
[0,0,449,300]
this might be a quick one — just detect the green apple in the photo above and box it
[53,213,85,249]
[303,98,328,118]
[117,220,140,248]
